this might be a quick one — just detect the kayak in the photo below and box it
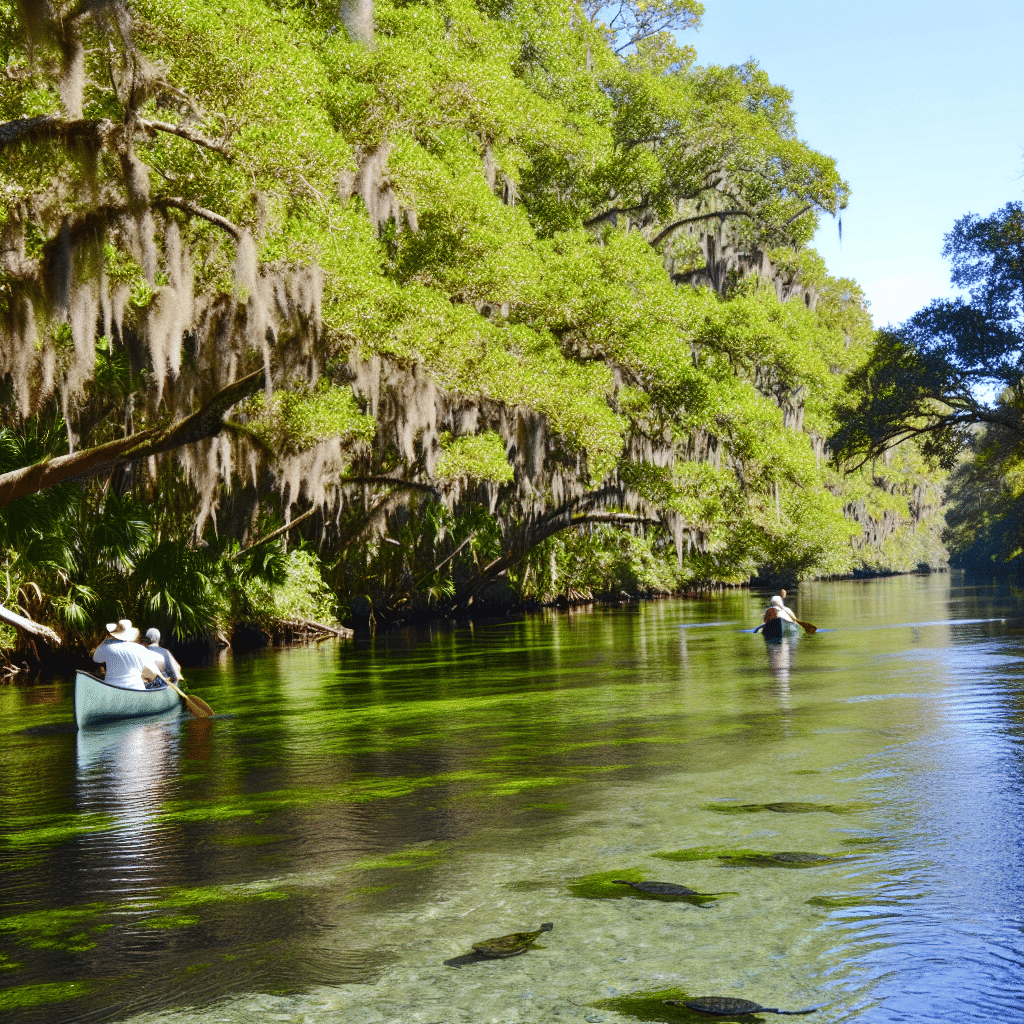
[762,617,800,641]
[74,669,181,729]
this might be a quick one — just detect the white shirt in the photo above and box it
[92,639,166,690]
[768,604,798,623]
[146,643,182,683]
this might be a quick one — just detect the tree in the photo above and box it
[831,202,1024,469]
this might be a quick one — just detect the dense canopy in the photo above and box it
[0,0,946,666]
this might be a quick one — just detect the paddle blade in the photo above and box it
[167,680,215,718]
[183,692,215,718]
[796,619,818,634]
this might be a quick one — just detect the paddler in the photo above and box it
[763,591,798,626]
[144,627,182,685]
[92,619,167,690]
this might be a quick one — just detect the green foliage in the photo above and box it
[240,381,376,456]
[0,0,950,658]
[435,432,514,483]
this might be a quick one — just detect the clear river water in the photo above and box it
[1,574,1023,1024]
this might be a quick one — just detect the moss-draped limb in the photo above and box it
[0,370,265,507]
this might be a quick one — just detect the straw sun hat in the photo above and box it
[106,619,139,642]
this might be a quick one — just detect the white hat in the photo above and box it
[106,619,139,642]
[770,596,784,608]
[145,628,161,643]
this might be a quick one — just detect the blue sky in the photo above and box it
[685,1,1024,328]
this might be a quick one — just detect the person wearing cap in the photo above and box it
[92,619,167,690]
[143,628,182,684]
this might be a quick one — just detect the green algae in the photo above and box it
[145,883,289,909]
[136,914,202,929]
[806,895,875,909]
[2,812,118,848]
[566,868,723,905]
[0,905,112,952]
[701,801,869,815]
[654,846,853,868]
[0,980,96,1012]
[353,845,445,872]
[591,987,707,1023]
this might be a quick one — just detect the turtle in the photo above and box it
[612,879,699,896]
[664,996,821,1015]
[470,921,553,959]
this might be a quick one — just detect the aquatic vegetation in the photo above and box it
[145,884,289,909]
[566,868,723,904]
[2,813,118,848]
[0,905,112,952]
[701,801,869,815]
[591,987,697,1022]
[654,847,853,868]
[135,915,202,930]
[0,980,97,1013]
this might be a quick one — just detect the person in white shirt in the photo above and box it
[144,628,182,684]
[92,619,167,690]
[763,594,798,626]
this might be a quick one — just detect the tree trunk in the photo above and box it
[339,0,374,46]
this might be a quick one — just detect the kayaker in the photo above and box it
[92,619,167,690]
[144,628,182,684]
[763,594,798,626]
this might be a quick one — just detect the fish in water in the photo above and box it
[470,921,553,959]
[666,996,821,1015]
[612,879,699,896]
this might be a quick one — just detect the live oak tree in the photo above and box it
[831,201,1024,570]
[831,202,1024,470]
[0,0,945,656]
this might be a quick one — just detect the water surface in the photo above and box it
[1,574,1022,1023]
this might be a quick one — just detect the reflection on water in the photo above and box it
[763,634,794,705]
[0,574,1022,1024]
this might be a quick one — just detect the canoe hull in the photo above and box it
[74,670,181,729]
[762,617,800,641]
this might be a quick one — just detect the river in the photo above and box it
[1,574,1022,1023]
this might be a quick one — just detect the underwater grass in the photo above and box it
[1,813,118,848]
[653,846,854,868]
[591,987,708,1023]
[0,905,112,952]
[566,868,725,904]
[700,801,870,815]
[0,980,96,1012]
[134,914,202,929]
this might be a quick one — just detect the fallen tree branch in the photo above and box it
[282,618,353,640]
[0,603,62,646]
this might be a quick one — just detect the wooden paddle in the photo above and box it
[778,590,818,634]
[162,676,215,718]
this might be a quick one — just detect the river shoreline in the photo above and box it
[0,564,956,682]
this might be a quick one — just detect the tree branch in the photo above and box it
[157,198,241,238]
[0,369,266,506]
[650,209,752,247]
[0,603,62,646]
[137,117,232,158]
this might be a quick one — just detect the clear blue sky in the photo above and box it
[686,1,1024,328]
